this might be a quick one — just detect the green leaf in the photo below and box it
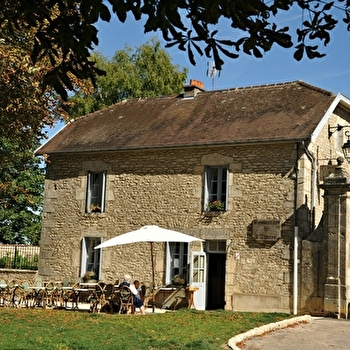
[293,44,304,61]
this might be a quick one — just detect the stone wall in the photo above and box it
[0,269,38,282]
[298,112,350,315]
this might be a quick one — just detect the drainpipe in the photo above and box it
[293,142,299,315]
[293,226,298,315]
[337,201,341,319]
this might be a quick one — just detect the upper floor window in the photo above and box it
[204,165,228,211]
[86,171,106,213]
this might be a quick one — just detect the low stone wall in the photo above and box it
[0,269,38,282]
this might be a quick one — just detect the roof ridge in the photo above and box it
[296,80,334,96]
[202,80,334,96]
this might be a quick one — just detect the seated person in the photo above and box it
[120,274,145,315]
[134,280,146,301]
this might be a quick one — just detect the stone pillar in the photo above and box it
[319,157,350,318]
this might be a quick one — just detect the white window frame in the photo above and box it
[86,171,106,213]
[204,165,228,211]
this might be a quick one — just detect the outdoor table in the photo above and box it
[79,283,98,288]
[186,286,199,309]
[61,283,97,309]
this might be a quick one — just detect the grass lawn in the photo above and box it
[0,308,291,349]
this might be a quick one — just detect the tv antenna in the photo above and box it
[206,61,221,90]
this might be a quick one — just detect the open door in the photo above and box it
[190,251,207,310]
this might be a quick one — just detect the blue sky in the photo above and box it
[94,6,350,96]
[46,6,350,137]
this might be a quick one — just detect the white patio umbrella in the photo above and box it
[94,225,203,311]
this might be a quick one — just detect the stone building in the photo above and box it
[36,80,350,314]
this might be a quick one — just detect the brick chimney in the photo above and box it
[183,79,205,99]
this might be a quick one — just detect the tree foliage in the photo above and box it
[68,39,187,117]
[0,19,92,165]
[0,19,89,244]
[0,138,44,245]
[0,31,55,158]
[1,0,348,99]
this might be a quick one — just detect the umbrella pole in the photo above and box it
[150,242,155,313]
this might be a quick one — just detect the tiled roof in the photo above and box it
[36,81,335,154]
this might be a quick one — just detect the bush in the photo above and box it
[0,252,39,270]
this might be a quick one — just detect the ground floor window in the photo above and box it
[166,242,189,285]
[81,237,101,280]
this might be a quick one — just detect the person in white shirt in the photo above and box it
[120,274,145,314]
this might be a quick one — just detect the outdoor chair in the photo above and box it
[143,283,155,309]
[31,279,47,308]
[62,277,70,287]
[60,277,76,308]
[7,280,26,308]
[100,283,119,313]
[118,285,134,314]
[0,280,11,306]
[45,281,56,307]
[88,282,106,313]
[7,280,21,307]
[20,280,32,308]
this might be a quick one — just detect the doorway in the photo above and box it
[206,252,226,310]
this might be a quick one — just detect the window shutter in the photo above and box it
[204,166,210,210]
[86,173,92,212]
[80,237,87,277]
[224,166,229,210]
[100,171,107,212]
[165,242,172,285]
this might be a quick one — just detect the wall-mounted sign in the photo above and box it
[252,219,281,241]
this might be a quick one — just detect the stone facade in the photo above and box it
[39,133,330,312]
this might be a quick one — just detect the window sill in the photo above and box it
[85,212,106,217]
[203,210,224,217]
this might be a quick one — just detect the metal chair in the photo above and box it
[118,285,134,314]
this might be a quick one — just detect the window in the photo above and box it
[206,240,226,253]
[204,166,228,211]
[81,237,101,280]
[166,242,189,285]
[86,171,106,213]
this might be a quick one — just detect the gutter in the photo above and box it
[35,136,312,156]
[293,142,300,316]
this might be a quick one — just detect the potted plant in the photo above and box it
[83,271,97,283]
[89,204,101,213]
[207,200,225,211]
